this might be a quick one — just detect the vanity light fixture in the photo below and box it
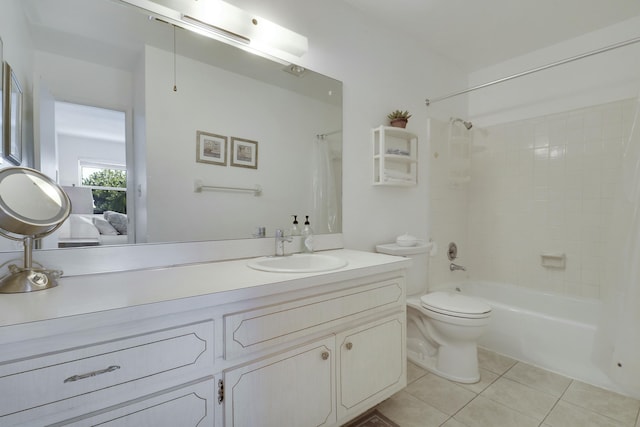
[283,64,306,77]
[118,0,308,63]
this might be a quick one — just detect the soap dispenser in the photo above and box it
[290,215,300,236]
[301,215,314,253]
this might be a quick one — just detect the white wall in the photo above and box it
[57,134,126,186]
[33,51,134,113]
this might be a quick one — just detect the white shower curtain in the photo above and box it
[311,138,338,234]
[594,94,640,396]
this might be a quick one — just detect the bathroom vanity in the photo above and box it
[0,249,409,426]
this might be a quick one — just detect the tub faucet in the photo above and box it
[274,229,292,256]
[450,263,466,272]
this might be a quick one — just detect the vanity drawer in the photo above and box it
[224,278,404,359]
[51,377,215,427]
[0,320,214,423]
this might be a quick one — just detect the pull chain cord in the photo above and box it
[173,25,177,92]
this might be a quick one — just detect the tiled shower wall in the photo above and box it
[465,98,636,298]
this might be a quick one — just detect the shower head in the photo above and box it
[452,117,473,130]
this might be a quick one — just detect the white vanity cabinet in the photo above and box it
[0,249,408,427]
[50,377,216,426]
[0,314,217,427]
[223,337,336,427]
[220,273,406,427]
[337,314,405,419]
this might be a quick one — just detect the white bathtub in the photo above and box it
[433,281,619,392]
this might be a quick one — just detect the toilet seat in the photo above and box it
[421,291,491,319]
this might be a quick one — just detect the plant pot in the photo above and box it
[390,118,408,128]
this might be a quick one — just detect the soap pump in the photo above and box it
[301,215,314,253]
[291,215,300,236]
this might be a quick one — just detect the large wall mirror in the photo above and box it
[15,0,342,250]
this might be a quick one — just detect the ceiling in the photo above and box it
[342,0,640,72]
[23,0,640,74]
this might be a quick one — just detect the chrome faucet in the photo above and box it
[274,229,292,256]
[450,263,466,272]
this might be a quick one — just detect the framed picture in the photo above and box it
[230,137,258,169]
[3,61,22,165]
[196,131,227,166]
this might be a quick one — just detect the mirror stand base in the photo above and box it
[0,265,61,293]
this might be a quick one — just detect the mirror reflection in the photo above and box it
[18,0,342,249]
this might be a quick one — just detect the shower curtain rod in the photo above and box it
[425,35,640,106]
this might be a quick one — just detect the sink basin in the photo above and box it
[247,253,348,273]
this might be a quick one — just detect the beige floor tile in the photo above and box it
[481,377,558,421]
[405,373,477,416]
[561,381,640,425]
[375,390,449,427]
[545,400,628,427]
[441,418,469,427]
[407,361,428,384]
[477,347,517,375]
[504,362,572,397]
[458,368,499,394]
[453,395,539,427]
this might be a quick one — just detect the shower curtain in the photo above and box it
[311,137,338,234]
[594,94,640,396]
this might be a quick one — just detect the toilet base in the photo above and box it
[407,338,480,384]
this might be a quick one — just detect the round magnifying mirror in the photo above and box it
[0,167,71,236]
[0,167,71,293]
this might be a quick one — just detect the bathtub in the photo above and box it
[433,281,619,392]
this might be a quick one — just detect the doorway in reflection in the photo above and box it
[52,102,130,248]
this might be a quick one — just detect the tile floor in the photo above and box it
[374,348,640,427]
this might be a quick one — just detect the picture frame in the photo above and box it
[3,61,22,165]
[196,130,227,166]
[230,137,258,169]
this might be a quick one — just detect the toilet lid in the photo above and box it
[421,291,491,318]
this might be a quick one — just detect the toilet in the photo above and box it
[376,242,491,383]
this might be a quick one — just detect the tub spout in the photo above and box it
[450,263,466,272]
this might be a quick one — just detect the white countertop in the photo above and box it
[0,249,409,329]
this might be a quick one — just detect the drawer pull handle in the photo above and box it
[64,365,121,383]
[321,351,329,360]
[345,342,353,350]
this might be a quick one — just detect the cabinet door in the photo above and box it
[337,314,405,419]
[224,337,335,427]
[55,377,215,427]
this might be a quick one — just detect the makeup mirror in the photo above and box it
[0,167,71,292]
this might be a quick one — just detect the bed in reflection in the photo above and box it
[59,186,128,247]
[58,212,128,247]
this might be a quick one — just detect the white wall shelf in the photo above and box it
[372,126,418,186]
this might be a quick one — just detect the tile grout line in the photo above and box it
[537,378,571,427]
[443,358,512,426]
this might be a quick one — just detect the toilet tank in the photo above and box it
[376,242,430,296]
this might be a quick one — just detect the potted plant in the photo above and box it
[387,110,412,128]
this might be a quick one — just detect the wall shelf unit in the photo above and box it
[372,126,418,186]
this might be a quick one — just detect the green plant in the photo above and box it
[387,110,412,120]
[82,169,127,214]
